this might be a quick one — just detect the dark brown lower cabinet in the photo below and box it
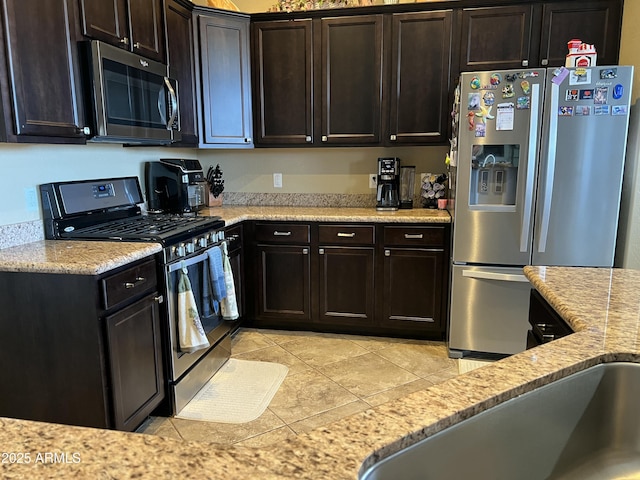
[255,244,312,324]
[105,293,164,431]
[0,256,165,431]
[382,247,444,333]
[248,221,449,340]
[318,246,375,326]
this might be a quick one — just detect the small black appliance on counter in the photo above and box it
[145,159,208,215]
[376,157,400,211]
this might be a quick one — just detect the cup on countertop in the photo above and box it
[437,198,447,210]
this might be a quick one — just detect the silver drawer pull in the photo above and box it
[385,250,390,256]
[404,234,423,239]
[124,276,146,289]
[319,248,325,255]
[273,231,292,236]
[337,232,356,238]
[302,248,309,255]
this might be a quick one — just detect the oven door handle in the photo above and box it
[168,251,209,273]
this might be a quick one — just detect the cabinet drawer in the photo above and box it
[319,224,374,245]
[254,223,310,244]
[383,226,445,247]
[101,259,157,310]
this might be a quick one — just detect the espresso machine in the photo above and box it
[376,157,400,211]
[145,158,208,215]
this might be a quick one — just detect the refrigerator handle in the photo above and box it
[462,270,529,283]
[537,82,559,253]
[520,83,540,252]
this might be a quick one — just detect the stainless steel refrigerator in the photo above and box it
[448,65,634,358]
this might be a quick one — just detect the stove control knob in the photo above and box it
[175,243,186,257]
[186,241,196,254]
[198,237,208,248]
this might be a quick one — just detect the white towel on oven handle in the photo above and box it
[178,265,210,353]
[220,241,239,321]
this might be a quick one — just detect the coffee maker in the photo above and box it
[145,158,208,215]
[376,157,400,211]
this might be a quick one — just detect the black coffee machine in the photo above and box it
[376,157,400,211]
[145,158,208,215]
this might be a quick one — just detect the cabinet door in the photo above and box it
[320,15,383,145]
[128,0,166,62]
[388,11,453,145]
[459,6,534,71]
[79,0,129,48]
[318,246,374,326]
[0,0,86,142]
[539,0,622,67]
[165,0,198,146]
[255,244,311,323]
[105,293,164,432]
[252,19,313,145]
[198,13,253,146]
[382,248,444,334]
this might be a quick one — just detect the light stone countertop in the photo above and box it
[2,265,640,479]
[201,205,452,226]
[0,240,162,275]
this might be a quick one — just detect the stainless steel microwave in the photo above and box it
[84,40,180,145]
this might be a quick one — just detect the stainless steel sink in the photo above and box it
[360,362,640,480]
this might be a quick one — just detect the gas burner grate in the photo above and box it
[66,214,219,239]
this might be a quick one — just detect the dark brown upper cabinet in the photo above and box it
[386,10,453,145]
[164,0,198,146]
[458,0,623,72]
[539,0,623,67]
[458,5,534,72]
[79,0,166,63]
[0,0,87,143]
[252,19,313,146]
[319,15,384,145]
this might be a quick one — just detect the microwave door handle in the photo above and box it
[164,77,179,130]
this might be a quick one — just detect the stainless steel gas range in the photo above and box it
[40,176,231,415]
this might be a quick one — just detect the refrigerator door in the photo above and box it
[453,70,546,265]
[448,264,531,357]
[533,66,634,267]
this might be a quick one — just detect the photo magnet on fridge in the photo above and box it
[566,89,579,101]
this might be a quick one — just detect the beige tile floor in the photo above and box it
[139,328,489,447]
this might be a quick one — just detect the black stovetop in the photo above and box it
[59,213,224,245]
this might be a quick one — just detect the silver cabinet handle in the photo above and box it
[244,137,252,143]
[273,231,292,236]
[541,59,549,66]
[305,135,312,142]
[390,134,397,141]
[337,232,356,238]
[120,37,130,46]
[522,59,529,67]
[154,295,164,304]
[322,135,328,142]
[319,248,325,255]
[302,248,309,255]
[385,250,390,256]
[404,233,423,239]
[124,276,146,289]
[133,42,141,49]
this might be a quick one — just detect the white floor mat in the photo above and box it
[176,359,289,424]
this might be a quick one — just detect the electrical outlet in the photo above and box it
[24,187,38,212]
[369,174,378,189]
[273,173,283,188]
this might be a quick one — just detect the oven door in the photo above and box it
[166,250,230,382]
